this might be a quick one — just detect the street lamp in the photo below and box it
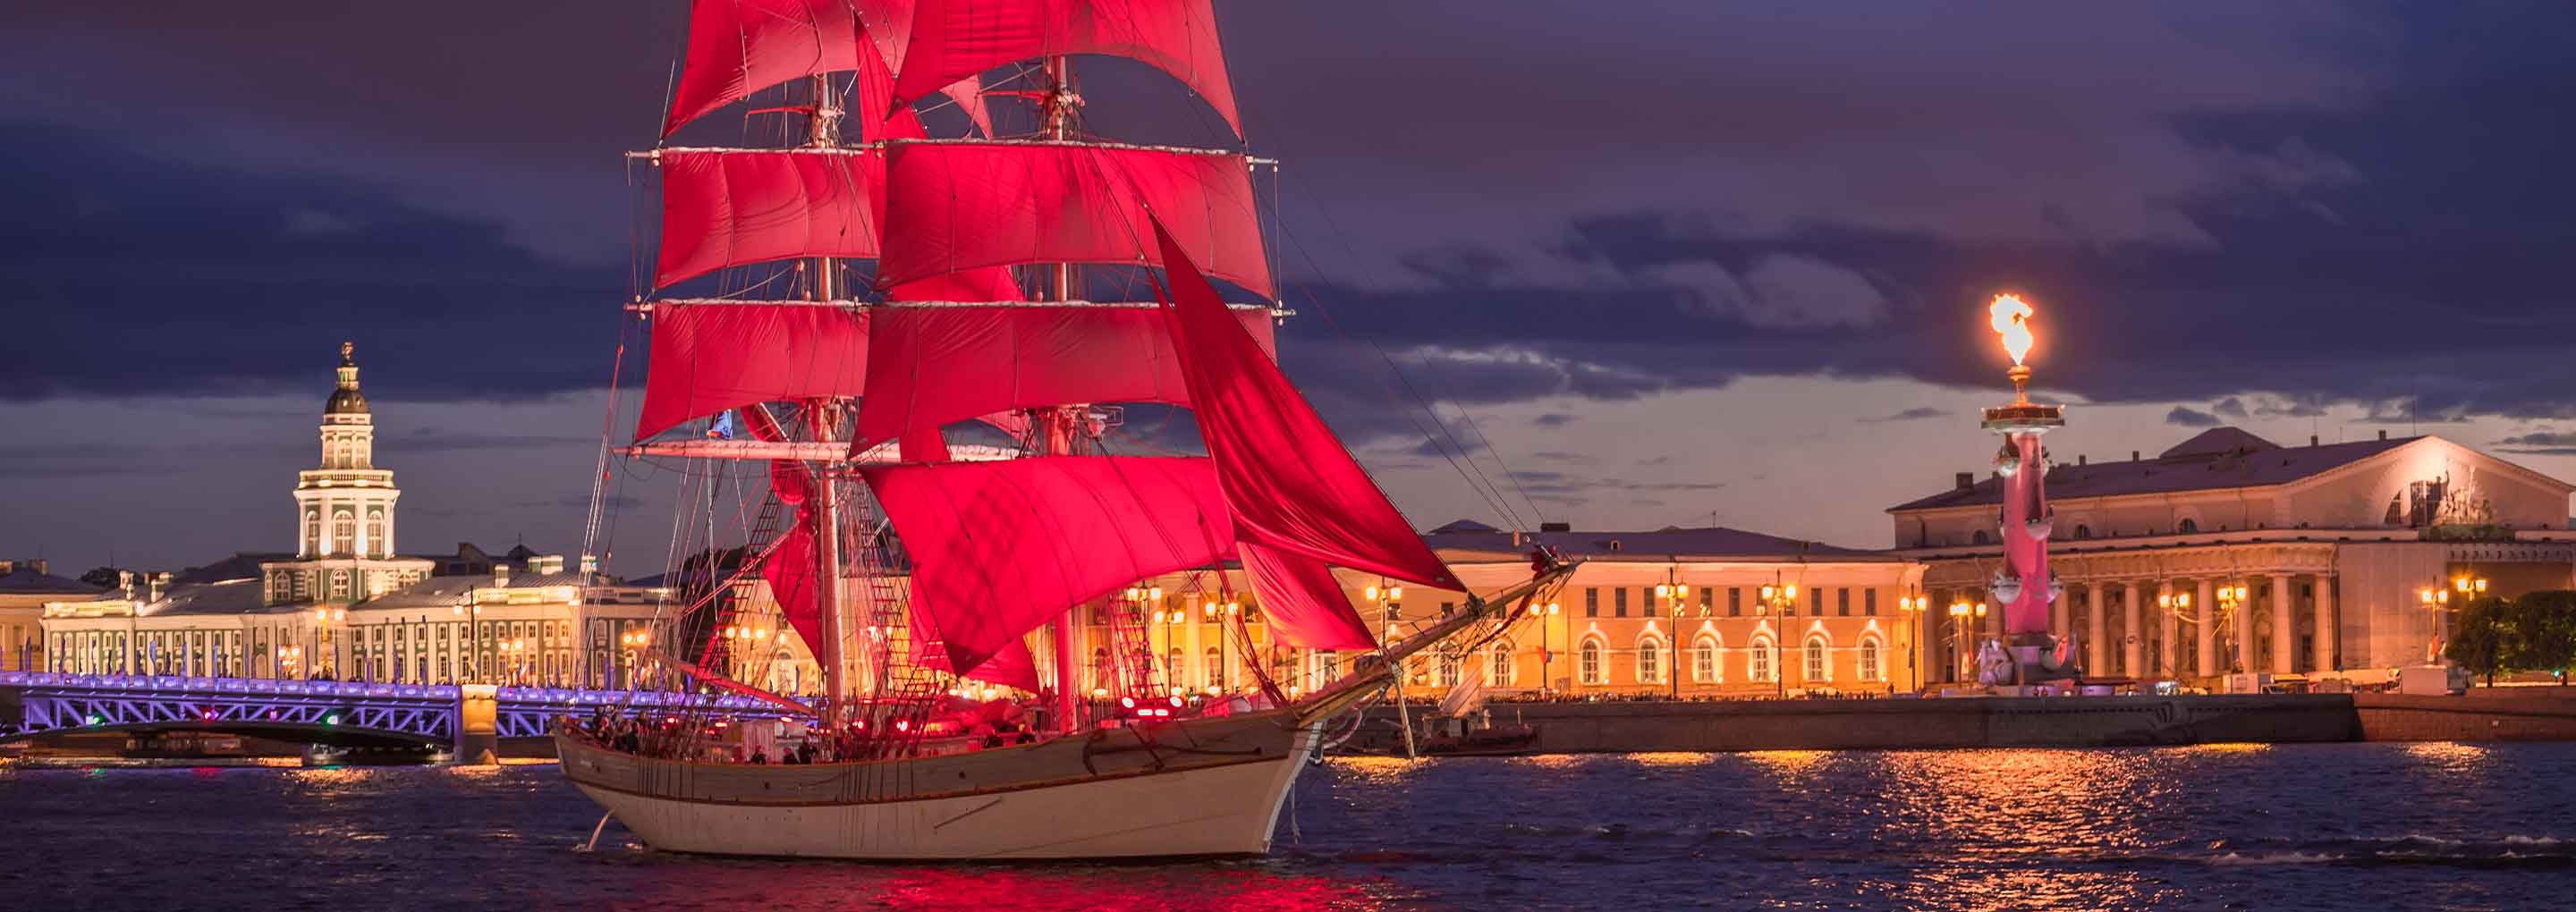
[1526,599,1563,692]
[1897,588,1929,690]
[312,606,345,680]
[618,628,651,688]
[1758,576,1800,698]
[1656,567,1690,699]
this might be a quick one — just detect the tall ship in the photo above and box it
[555,0,1575,859]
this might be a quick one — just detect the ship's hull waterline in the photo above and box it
[558,709,1319,859]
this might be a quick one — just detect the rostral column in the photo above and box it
[1979,294,2077,685]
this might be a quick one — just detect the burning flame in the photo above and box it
[1988,293,2035,366]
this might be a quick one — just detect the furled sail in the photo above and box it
[858,455,1234,676]
[635,303,869,442]
[1151,218,1462,592]
[877,140,1273,297]
[656,149,886,290]
[851,303,1275,451]
[885,0,1240,136]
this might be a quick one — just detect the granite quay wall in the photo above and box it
[1355,695,2360,754]
[2354,689,2576,742]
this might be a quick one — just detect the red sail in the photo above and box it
[1237,542,1377,651]
[657,150,886,290]
[666,0,860,137]
[858,456,1233,675]
[908,603,1041,690]
[852,304,1275,450]
[877,141,1273,298]
[887,0,1239,136]
[636,304,869,442]
[748,406,827,649]
[1152,219,1462,591]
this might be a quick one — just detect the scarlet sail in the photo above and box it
[886,0,1240,136]
[877,141,1273,298]
[852,303,1275,450]
[1152,219,1462,591]
[858,456,1234,675]
[665,0,869,137]
[635,303,869,442]
[657,149,886,290]
[1236,542,1377,651]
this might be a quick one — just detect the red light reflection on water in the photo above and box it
[869,867,1394,912]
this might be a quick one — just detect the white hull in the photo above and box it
[577,741,1309,859]
[558,713,1320,860]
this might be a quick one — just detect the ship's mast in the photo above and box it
[1041,55,1086,733]
[809,72,850,715]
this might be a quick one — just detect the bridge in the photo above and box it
[0,671,801,759]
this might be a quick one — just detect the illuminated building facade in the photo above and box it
[1891,427,2576,682]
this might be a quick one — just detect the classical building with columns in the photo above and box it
[1047,522,1928,701]
[261,342,434,605]
[1891,426,2576,685]
[38,342,665,687]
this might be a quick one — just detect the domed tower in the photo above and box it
[269,342,428,605]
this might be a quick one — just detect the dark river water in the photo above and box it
[5,742,2572,911]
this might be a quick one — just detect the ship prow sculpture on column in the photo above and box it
[1977,294,2083,687]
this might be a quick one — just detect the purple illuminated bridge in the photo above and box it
[0,671,800,756]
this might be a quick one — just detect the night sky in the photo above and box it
[10,2,2576,578]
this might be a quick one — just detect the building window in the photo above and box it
[1585,587,1599,617]
[1614,587,1629,618]
[330,570,350,599]
[1809,588,1823,616]
[1436,651,1461,687]
[2177,518,2199,534]
[1805,637,1831,682]
[1697,587,1713,615]
[332,510,355,556]
[1972,529,1990,545]
[305,509,321,553]
[1864,589,1878,616]
[1579,638,1605,684]
[1203,647,1223,688]
[1728,588,1742,617]
[1489,643,1514,686]
[1837,588,1851,616]
[1859,637,1883,681]
[1750,637,1775,682]
[1166,647,1184,685]
[366,510,386,557]
[1638,638,1662,683]
[1693,636,1720,682]
[2073,525,2092,540]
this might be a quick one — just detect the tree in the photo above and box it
[2508,591,2576,683]
[2445,595,2512,686]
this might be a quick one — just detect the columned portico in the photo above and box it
[2084,582,2107,673]
[2194,578,2216,677]
[2313,576,2338,672]
[2234,581,2258,674]
[2269,573,2296,674]
[2157,579,2179,676]
[2121,581,2144,676]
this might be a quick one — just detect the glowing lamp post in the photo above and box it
[1978,294,2073,686]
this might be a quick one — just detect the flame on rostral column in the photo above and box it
[1988,294,2035,366]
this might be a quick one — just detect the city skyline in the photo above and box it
[12,3,2576,575]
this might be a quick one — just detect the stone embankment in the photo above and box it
[1347,688,2576,754]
